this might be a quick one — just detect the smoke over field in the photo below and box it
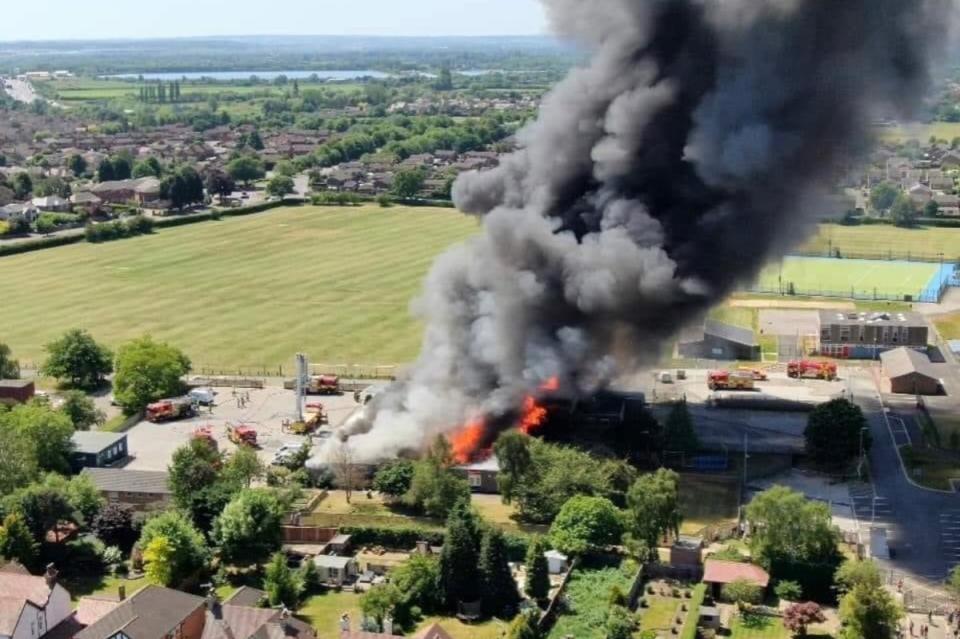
[339,0,954,461]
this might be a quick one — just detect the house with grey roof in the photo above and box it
[70,431,128,472]
[80,468,171,512]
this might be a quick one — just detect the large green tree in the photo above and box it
[392,168,426,199]
[92,503,138,551]
[405,436,470,518]
[67,154,87,177]
[213,489,285,564]
[805,399,869,468]
[113,335,191,413]
[389,553,441,626]
[0,342,20,379]
[744,486,840,568]
[890,193,918,228]
[263,551,302,607]
[625,468,682,549]
[138,510,208,587]
[869,183,899,212]
[524,536,550,602]
[59,390,106,430]
[266,174,295,197]
[549,495,623,556]
[439,501,481,608]
[479,528,519,617]
[227,156,265,186]
[1,401,75,474]
[839,581,901,639]
[0,514,38,567]
[168,438,237,533]
[0,425,38,495]
[372,460,415,500]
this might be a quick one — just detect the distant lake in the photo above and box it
[102,70,392,81]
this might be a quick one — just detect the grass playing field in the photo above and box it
[878,121,960,143]
[800,224,960,259]
[0,205,478,370]
[753,256,941,300]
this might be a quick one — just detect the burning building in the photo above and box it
[327,0,955,464]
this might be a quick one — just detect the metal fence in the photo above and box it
[745,282,948,304]
[791,248,960,264]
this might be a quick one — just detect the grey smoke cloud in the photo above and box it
[336,0,955,461]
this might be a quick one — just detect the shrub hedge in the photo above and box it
[339,523,530,560]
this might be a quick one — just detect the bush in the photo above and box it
[721,579,763,607]
[775,580,803,602]
[310,192,367,206]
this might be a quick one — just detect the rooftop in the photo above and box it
[880,346,939,380]
[704,319,758,347]
[80,468,171,495]
[702,559,770,587]
[76,586,204,639]
[71,430,127,455]
[0,379,33,389]
[314,555,356,569]
[819,310,927,328]
[0,573,55,635]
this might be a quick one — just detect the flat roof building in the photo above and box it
[819,310,928,359]
[70,431,128,472]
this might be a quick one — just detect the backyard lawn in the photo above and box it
[729,613,790,639]
[0,205,478,370]
[61,573,150,602]
[298,591,364,639]
[414,616,510,639]
[638,596,682,634]
[678,474,740,536]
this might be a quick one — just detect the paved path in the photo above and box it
[848,369,960,581]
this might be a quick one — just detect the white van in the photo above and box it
[188,388,217,406]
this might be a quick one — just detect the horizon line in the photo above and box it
[0,33,555,45]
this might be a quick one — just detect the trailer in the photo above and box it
[146,397,196,423]
[787,360,837,380]
[707,370,755,391]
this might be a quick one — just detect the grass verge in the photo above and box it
[900,444,960,491]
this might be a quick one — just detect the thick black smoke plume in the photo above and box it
[338,0,954,460]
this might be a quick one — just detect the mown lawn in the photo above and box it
[799,224,960,259]
[61,573,151,602]
[900,444,960,491]
[298,591,363,639]
[414,616,510,639]
[729,613,790,639]
[934,312,960,340]
[638,596,681,633]
[0,205,478,370]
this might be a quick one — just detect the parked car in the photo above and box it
[188,388,217,406]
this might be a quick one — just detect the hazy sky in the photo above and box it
[0,0,548,41]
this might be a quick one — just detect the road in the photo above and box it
[848,368,960,581]
[1,77,39,103]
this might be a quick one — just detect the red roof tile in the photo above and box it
[702,559,770,587]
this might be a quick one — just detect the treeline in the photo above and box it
[138,81,182,103]
[85,215,154,242]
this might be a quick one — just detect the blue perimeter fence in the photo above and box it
[747,260,956,304]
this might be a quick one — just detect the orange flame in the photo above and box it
[519,395,548,435]
[540,376,560,392]
[450,419,486,464]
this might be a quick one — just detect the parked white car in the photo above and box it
[188,387,217,406]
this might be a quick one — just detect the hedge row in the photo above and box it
[0,232,84,257]
[85,215,155,242]
[339,523,531,561]
[829,216,960,228]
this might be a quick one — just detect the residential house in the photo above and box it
[31,196,71,213]
[74,586,206,639]
[702,559,770,599]
[90,178,161,205]
[80,468,172,512]
[203,598,316,639]
[880,347,942,395]
[0,202,40,224]
[69,192,102,215]
[69,431,128,473]
[0,565,73,639]
[907,182,934,205]
[941,152,960,169]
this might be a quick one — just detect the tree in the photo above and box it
[524,536,550,602]
[227,156,265,186]
[744,486,840,568]
[266,174,295,198]
[869,183,899,212]
[890,193,918,228]
[0,514,38,567]
[93,503,137,551]
[405,436,471,518]
[392,168,426,200]
[373,460,415,500]
[439,501,481,608]
[783,602,825,637]
[722,579,763,608]
[924,199,940,218]
[389,554,441,625]
[479,528,520,617]
[67,473,106,526]
[805,398,869,468]
[67,154,87,177]
[113,335,191,413]
[3,476,76,542]
[505,610,540,639]
[549,495,623,556]
[492,431,531,503]
[1,402,75,474]
[435,66,454,91]
[839,581,901,639]
[33,177,71,198]
[834,559,882,595]
[41,329,113,389]
[604,605,636,639]
[59,391,106,430]
[0,342,19,379]
[133,157,163,178]
[12,172,32,199]
[96,159,115,182]
[263,551,302,607]
[273,160,298,177]
[663,400,699,455]
[112,156,132,180]
[138,510,208,587]
[168,438,236,533]
[213,489,285,564]
[331,440,358,504]
[361,584,400,630]
[160,166,205,211]
[625,468,682,549]
[774,580,803,602]
[204,169,235,204]
[143,535,175,586]
[222,446,264,488]
[948,564,960,601]
[0,425,38,495]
